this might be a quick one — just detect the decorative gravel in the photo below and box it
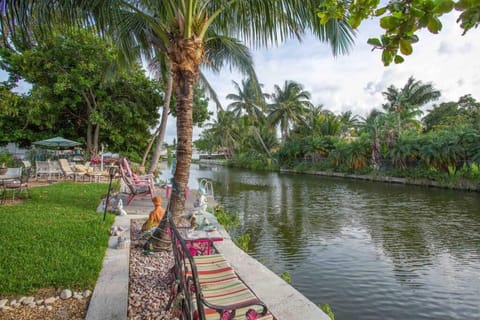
[128,219,179,320]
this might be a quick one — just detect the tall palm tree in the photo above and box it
[2,0,355,222]
[227,77,267,125]
[268,80,313,145]
[382,76,441,135]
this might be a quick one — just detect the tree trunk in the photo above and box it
[86,122,93,155]
[281,126,287,146]
[252,126,272,158]
[371,129,381,170]
[141,128,160,167]
[148,59,174,174]
[93,123,100,156]
[149,37,203,251]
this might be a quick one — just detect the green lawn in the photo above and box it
[0,182,115,296]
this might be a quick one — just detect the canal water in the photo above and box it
[161,163,480,320]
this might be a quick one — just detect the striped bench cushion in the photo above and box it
[189,254,238,284]
[195,277,274,320]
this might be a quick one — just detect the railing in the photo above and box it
[199,178,214,199]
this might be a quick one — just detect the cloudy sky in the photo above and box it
[164,11,480,143]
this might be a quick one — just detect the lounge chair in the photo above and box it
[121,174,154,205]
[35,161,50,179]
[119,157,154,189]
[58,159,85,181]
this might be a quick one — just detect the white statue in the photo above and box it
[117,199,127,216]
[194,188,208,213]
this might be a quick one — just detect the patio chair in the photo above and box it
[48,160,63,180]
[35,160,50,179]
[2,167,29,202]
[58,159,86,181]
[22,160,32,169]
[121,174,154,205]
[119,157,154,189]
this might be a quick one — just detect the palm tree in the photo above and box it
[339,110,360,137]
[2,0,355,222]
[382,76,441,135]
[203,110,242,158]
[268,80,313,145]
[359,109,387,169]
[226,77,267,125]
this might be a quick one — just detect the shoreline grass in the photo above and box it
[0,182,114,296]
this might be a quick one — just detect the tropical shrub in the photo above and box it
[329,136,371,171]
[231,151,279,171]
[388,133,421,168]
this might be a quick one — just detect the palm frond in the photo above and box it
[198,71,223,111]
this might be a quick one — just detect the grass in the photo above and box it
[0,182,115,296]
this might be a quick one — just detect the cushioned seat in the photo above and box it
[197,277,274,320]
[190,254,274,320]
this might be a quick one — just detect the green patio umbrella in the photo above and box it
[33,136,81,149]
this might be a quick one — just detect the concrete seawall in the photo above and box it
[280,168,480,191]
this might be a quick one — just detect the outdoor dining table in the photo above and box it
[176,212,224,255]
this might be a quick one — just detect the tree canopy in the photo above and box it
[0,29,163,159]
[318,0,480,65]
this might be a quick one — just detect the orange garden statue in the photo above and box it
[142,196,165,232]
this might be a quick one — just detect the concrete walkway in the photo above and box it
[85,214,145,320]
[86,188,329,320]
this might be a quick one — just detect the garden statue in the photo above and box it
[142,196,165,232]
[193,187,208,214]
[116,199,127,216]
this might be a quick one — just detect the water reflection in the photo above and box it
[161,163,480,319]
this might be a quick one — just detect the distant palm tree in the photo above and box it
[204,110,241,158]
[268,80,313,145]
[226,78,267,125]
[301,104,326,134]
[382,76,441,135]
[359,109,387,169]
[339,110,360,137]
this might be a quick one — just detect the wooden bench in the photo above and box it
[168,214,275,320]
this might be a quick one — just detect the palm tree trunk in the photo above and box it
[148,60,173,174]
[149,37,203,251]
[252,126,272,158]
[372,129,381,170]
